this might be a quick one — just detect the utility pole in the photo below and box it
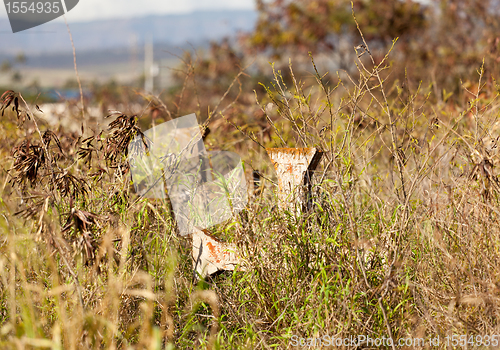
[144,35,154,93]
[130,33,138,83]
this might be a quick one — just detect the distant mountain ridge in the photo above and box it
[0,9,257,55]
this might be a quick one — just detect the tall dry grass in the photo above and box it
[1,22,500,349]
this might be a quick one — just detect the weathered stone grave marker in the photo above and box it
[266,147,323,212]
[129,114,323,278]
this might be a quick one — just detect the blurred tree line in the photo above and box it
[246,0,500,85]
[80,0,500,130]
[163,0,500,120]
[248,0,426,55]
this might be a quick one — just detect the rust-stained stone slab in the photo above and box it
[266,148,323,211]
[192,227,244,278]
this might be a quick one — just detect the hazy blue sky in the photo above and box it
[1,0,256,22]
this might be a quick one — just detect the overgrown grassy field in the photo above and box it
[2,19,500,349]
